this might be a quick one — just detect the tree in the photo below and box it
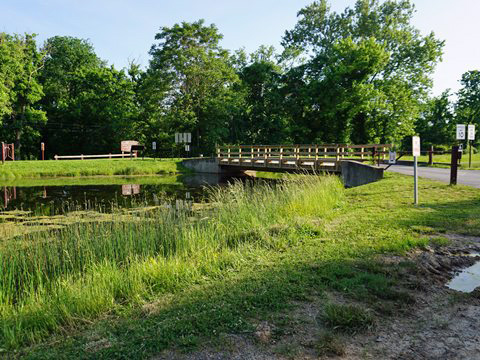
[0,33,46,159]
[147,20,240,154]
[281,0,444,145]
[39,36,106,156]
[235,46,291,144]
[456,71,480,146]
[416,90,455,146]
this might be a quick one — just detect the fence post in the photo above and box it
[1,143,4,164]
[450,146,459,185]
[428,145,433,165]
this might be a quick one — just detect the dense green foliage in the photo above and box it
[2,0,478,158]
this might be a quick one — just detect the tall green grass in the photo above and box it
[0,175,343,349]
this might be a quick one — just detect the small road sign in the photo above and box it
[175,133,192,144]
[388,151,396,164]
[152,141,156,150]
[468,124,476,140]
[412,136,421,157]
[457,124,466,140]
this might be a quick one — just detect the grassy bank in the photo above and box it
[0,174,182,187]
[0,159,184,180]
[7,173,480,359]
[1,175,343,350]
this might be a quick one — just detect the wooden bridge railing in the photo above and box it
[216,144,393,171]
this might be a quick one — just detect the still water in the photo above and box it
[0,173,242,216]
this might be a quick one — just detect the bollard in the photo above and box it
[450,146,459,185]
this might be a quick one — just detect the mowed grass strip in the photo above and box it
[0,158,184,179]
[11,173,480,359]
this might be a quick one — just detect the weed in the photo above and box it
[320,303,374,333]
[316,331,345,356]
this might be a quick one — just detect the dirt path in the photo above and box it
[156,234,480,360]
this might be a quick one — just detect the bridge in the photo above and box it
[216,144,392,173]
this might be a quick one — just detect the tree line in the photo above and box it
[0,0,476,159]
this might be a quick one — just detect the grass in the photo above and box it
[4,172,480,359]
[320,303,374,333]
[0,175,343,351]
[401,152,480,169]
[0,158,184,180]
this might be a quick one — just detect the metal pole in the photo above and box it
[414,156,418,205]
[469,140,472,168]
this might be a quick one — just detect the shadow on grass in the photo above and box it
[22,257,403,360]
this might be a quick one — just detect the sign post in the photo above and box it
[468,124,475,168]
[152,141,157,160]
[412,136,420,205]
[41,142,45,161]
[175,132,192,157]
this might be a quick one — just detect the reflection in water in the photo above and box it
[122,184,141,196]
[3,186,17,208]
[0,173,260,216]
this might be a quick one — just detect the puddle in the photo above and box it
[447,261,480,293]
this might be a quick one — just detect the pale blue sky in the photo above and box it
[1,0,479,95]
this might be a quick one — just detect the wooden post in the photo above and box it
[336,146,340,162]
[428,145,433,165]
[81,154,84,160]
[280,147,283,168]
[11,144,14,161]
[41,142,45,161]
[217,147,220,158]
[450,146,459,185]
[239,147,242,163]
[361,147,364,160]
[1,143,4,164]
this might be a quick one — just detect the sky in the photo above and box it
[1,0,479,96]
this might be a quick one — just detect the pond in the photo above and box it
[0,173,243,215]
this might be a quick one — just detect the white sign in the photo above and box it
[152,141,157,150]
[457,124,466,140]
[468,124,476,140]
[412,136,421,157]
[175,133,192,144]
[388,151,397,164]
[185,144,190,152]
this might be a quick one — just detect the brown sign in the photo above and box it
[121,140,139,152]
[122,184,140,196]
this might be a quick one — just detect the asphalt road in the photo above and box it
[386,165,480,188]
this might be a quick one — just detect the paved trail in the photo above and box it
[386,165,480,188]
